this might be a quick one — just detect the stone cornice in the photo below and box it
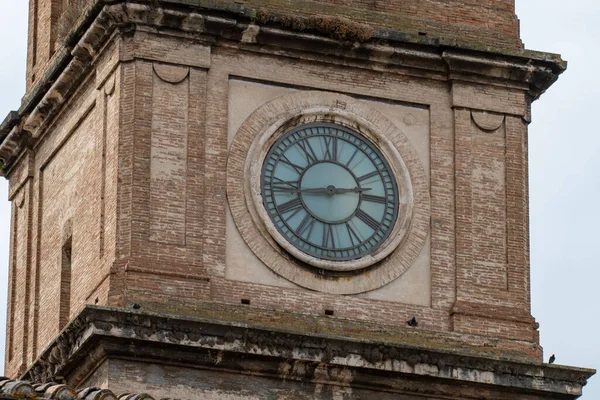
[21,306,595,398]
[0,0,566,176]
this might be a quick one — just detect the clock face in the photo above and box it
[261,123,399,262]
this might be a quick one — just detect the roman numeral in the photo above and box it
[346,222,362,246]
[362,194,386,204]
[280,155,305,174]
[283,207,303,222]
[346,148,359,167]
[296,139,318,164]
[323,136,338,161]
[322,224,335,248]
[271,177,299,192]
[357,170,379,182]
[297,214,316,238]
[356,209,380,231]
[277,198,303,214]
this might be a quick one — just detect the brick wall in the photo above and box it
[244,0,520,45]
[26,0,62,91]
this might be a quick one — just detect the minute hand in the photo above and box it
[333,187,372,194]
[288,187,371,194]
[274,187,372,194]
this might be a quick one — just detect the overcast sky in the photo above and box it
[0,0,598,397]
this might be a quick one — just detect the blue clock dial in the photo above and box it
[261,123,399,261]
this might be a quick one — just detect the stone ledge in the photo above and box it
[21,306,594,399]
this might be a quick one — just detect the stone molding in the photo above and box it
[451,300,536,324]
[227,91,429,293]
[0,1,566,176]
[21,306,595,399]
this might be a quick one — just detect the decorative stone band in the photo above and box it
[227,91,429,293]
[0,1,566,175]
[20,306,596,399]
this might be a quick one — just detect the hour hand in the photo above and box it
[272,186,372,194]
[272,187,329,194]
[295,188,331,194]
[297,187,371,194]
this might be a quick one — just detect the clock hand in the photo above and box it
[273,186,372,194]
[271,187,330,193]
[333,187,372,194]
[296,188,331,194]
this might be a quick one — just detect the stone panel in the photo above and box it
[4,185,30,377]
[114,56,208,303]
[471,112,508,289]
[149,63,190,246]
[505,115,530,306]
[452,100,535,341]
[101,70,120,265]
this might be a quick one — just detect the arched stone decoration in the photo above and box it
[471,110,505,132]
[152,63,190,84]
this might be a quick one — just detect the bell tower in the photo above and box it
[1,0,594,398]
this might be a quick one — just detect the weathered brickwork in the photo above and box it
[5,176,32,375]
[247,0,521,44]
[2,1,591,398]
[24,0,521,93]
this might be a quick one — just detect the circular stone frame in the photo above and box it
[260,123,404,269]
[227,91,430,294]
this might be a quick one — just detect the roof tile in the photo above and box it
[0,380,154,400]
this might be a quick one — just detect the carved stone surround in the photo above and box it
[227,91,429,293]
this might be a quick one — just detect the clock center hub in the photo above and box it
[300,162,359,223]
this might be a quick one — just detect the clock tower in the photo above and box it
[0,0,594,398]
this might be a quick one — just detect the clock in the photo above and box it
[261,123,399,262]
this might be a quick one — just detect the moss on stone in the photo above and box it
[255,8,374,42]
